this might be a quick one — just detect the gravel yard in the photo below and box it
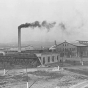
[0,66,88,88]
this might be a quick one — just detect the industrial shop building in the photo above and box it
[49,40,88,58]
[36,52,60,65]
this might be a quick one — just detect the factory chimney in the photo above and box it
[18,28,21,52]
[55,40,57,45]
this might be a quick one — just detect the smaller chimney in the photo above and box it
[65,40,66,42]
[55,40,57,45]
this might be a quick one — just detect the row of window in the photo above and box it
[43,56,59,64]
[63,43,68,46]
[58,48,76,51]
[79,41,88,44]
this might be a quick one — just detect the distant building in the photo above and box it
[77,40,88,45]
[8,45,34,51]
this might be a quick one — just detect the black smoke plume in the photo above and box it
[42,21,56,31]
[59,22,72,36]
[59,22,66,31]
[18,21,56,31]
[18,21,41,29]
[59,22,71,35]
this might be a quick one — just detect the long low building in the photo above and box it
[36,52,60,65]
[0,52,41,68]
[8,45,34,51]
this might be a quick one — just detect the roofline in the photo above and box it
[56,41,87,47]
[77,40,88,42]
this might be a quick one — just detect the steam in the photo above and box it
[18,21,56,31]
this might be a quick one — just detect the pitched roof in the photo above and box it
[5,52,37,59]
[49,41,88,49]
[72,43,88,46]
[36,52,59,56]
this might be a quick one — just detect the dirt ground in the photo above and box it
[0,66,88,88]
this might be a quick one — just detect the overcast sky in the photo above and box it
[0,0,88,43]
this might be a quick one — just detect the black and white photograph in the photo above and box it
[0,0,88,88]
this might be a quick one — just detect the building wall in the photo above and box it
[40,53,59,65]
[56,42,77,57]
[55,41,88,58]
[77,46,88,57]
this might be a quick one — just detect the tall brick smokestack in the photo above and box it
[17,22,41,52]
[18,28,21,52]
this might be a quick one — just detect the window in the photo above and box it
[63,48,64,51]
[43,57,45,64]
[48,56,50,62]
[66,48,68,51]
[65,44,66,46]
[52,56,54,62]
[65,48,66,51]
[70,48,71,51]
[73,48,75,51]
[57,56,58,61]
[39,57,41,60]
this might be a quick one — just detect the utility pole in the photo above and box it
[25,60,29,88]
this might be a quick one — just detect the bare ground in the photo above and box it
[0,66,88,88]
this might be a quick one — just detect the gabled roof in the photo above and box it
[49,41,88,49]
[57,41,88,47]
[36,52,59,56]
